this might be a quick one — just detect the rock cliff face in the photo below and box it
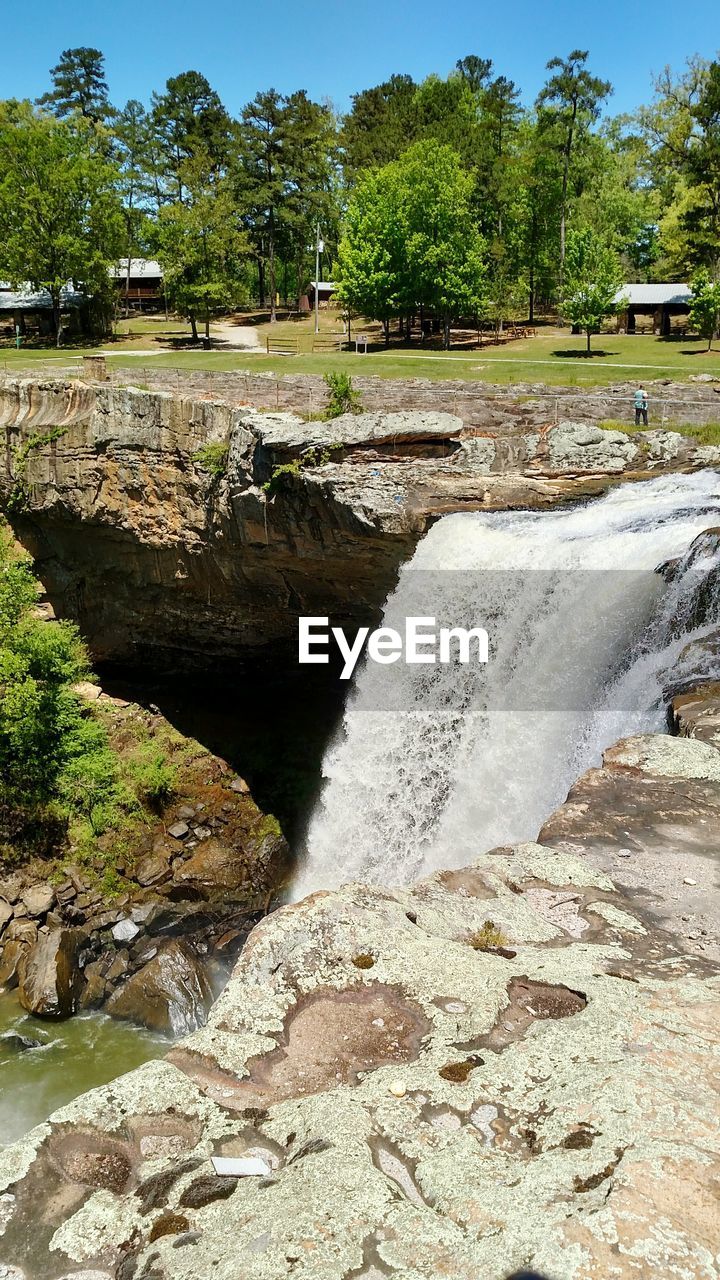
[2,376,717,670]
[0,692,718,1280]
[0,690,288,1029]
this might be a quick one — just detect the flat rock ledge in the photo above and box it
[1,783,719,1278]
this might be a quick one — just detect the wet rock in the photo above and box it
[4,919,37,946]
[17,928,82,1018]
[0,939,29,987]
[0,1031,43,1055]
[672,684,720,751]
[79,963,108,1010]
[106,939,213,1035]
[106,951,130,983]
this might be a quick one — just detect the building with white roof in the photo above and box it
[613,283,692,335]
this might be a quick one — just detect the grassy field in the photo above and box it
[2,314,719,387]
[600,419,720,445]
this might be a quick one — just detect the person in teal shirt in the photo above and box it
[634,386,648,426]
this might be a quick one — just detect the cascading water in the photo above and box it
[294,470,720,897]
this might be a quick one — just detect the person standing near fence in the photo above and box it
[634,386,649,426]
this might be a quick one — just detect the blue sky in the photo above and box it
[2,0,718,118]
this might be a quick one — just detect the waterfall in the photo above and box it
[294,471,720,897]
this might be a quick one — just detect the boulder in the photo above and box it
[0,939,29,987]
[0,898,12,930]
[134,851,172,887]
[21,883,56,917]
[106,940,213,1035]
[546,421,640,473]
[173,837,254,895]
[17,928,82,1018]
[3,919,37,947]
[111,918,141,944]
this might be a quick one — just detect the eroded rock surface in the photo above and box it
[1,377,715,670]
[0,839,717,1280]
[540,728,720,961]
[0,691,288,1027]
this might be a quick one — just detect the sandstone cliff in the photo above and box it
[2,376,717,670]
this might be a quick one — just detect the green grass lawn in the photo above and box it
[2,325,719,387]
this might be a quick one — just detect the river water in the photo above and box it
[0,990,164,1145]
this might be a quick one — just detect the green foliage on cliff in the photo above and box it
[192,439,230,479]
[0,528,91,811]
[0,526,176,868]
[323,372,362,418]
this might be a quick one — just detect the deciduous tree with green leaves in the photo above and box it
[0,103,124,345]
[689,269,720,349]
[560,228,624,352]
[337,140,487,348]
[155,149,250,345]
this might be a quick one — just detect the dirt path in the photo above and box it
[209,320,261,351]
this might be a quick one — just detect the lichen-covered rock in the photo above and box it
[0,837,717,1280]
[540,731,720,962]
[546,421,640,473]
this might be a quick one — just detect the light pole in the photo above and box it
[314,222,324,335]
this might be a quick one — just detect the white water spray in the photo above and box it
[294,471,720,897]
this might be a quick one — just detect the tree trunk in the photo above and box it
[269,209,277,322]
[52,290,62,348]
[443,316,451,350]
[204,310,211,350]
[258,257,266,308]
[383,317,390,346]
[559,108,577,272]
[124,252,132,319]
[189,312,198,343]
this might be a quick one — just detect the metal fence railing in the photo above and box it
[2,359,719,428]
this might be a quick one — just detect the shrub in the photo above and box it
[467,920,509,951]
[127,744,178,809]
[193,440,230,479]
[324,371,362,419]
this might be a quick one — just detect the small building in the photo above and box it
[0,281,85,338]
[614,283,692,336]
[110,258,164,310]
[306,280,337,308]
